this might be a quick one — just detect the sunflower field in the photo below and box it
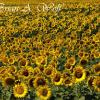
[0,0,100,100]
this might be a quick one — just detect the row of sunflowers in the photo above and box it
[0,1,100,100]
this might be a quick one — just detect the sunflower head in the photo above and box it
[85,69,91,78]
[18,66,33,79]
[2,75,15,87]
[52,72,63,85]
[8,55,15,65]
[92,63,100,74]
[13,83,28,98]
[64,63,73,71]
[67,56,76,65]
[80,57,88,65]
[19,58,28,66]
[44,66,55,78]
[34,76,47,88]
[39,66,44,72]
[63,77,74,87]
[36,86,51,100]
[62,71,71,78]
[28,77,34,88]
[93,77,100,92]
[73,66,86,83]
[78,50,84,58]
[0,67,7,78]
[22,69,29,77]
[87,76,95,88]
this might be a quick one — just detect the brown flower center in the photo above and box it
[20,59,26,66]
[37,78,46,86]
[29,78,34,87]
[39,66,44,72]
[95,65,100,73]
[42,89,48,96]
[45,69,52,75]
[78,52,83,57]
[86,70,90,77]
[5,78,14,85]
[63,72,70,78]
[9,58,14,63]
[23,70,29,76]
[65,79,71,84]
[88,77,94,86]
[80,59,87,65]
[54,74,60,82]
[15,86,24,94]
[65,64,71,69]
[75,70,83,78]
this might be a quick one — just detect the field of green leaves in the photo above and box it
[0,1,100,100]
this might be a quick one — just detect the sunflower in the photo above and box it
[0,67,7,79]
[80,57,88,65]
[19,58,28,66]
[28,77,34,88]
[78,50,85,58]
[39,65,44,72]
[33,76,47,88]
[17,66,33,79]
[92,63,100,75]
[67,56,76,66]
[63,77,74,87]
[44,66,56,78]
[2,75,15,87]
[87,76,95,88]
[13,83,28,98]
[8,55,16,65]
[64,63,73,71]
[85,69,91,78]
[8,57,14,65]
[17,47,22,54]
[36,86,51,100]
[73,66,86,83]
[62,71,71,78]
[52,72,63,85]
[93,76,100,92]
